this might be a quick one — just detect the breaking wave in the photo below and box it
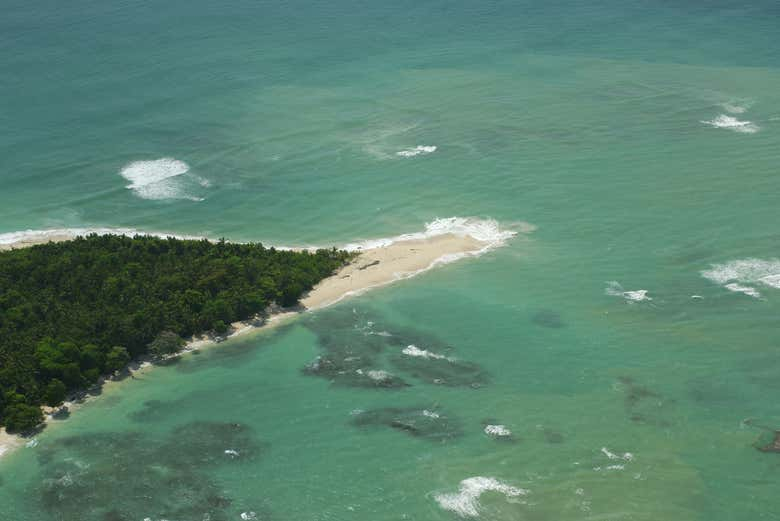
[342,217,517,252]
[484,425,512,438]
[701,258,780,298]
[701,115,759,134]
[396,145,437,158]
[119,158,209,201]
[0,227,203,248]
[605,281,652,302]
[402,345,451,361]
[434,476,528,517]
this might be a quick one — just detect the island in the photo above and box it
[0,221,511,456]
[0,234,353,432]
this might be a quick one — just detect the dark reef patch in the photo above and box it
[128,399,170,423]
[542,428,565,444]
[617,376,675,427]
[755,431,780,453]
[164,421,265,466]
[303,354,410,388]
[389,353,489,388]
[35,421,265,521]
[351,407,462,441]
[531,309,565,329]
[301,306,488,390]
[744,420,780,453]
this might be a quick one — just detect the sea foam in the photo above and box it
[701,115,759,134]
[119,158,208,201]
[721,103,748,114]
[701,258,780,298]
[435,476,528,518]
[396,145,437,158]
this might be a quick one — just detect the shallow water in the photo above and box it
[2,1,780,519]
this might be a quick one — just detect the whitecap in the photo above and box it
[434,476,528,518]
[605,281,652,302]
[224,449,239,458]
[396,145,437,158]
[422,410,440,419]
[119,158,208,201]
[240,513,258,520]
[484,425,512,438]
[701,115,759,134]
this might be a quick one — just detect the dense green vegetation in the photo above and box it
[0,234,352,432]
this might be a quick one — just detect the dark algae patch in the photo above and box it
[36,421,265,521]
[0,234,351,431]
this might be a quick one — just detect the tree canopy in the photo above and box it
[0,234,351,432]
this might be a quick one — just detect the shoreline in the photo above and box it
[0,219,521,461]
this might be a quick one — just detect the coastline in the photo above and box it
[0,219,520,461]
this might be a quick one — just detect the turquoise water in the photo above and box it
[2,1,780,519]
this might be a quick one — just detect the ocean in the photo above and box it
[2,1,780,519]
